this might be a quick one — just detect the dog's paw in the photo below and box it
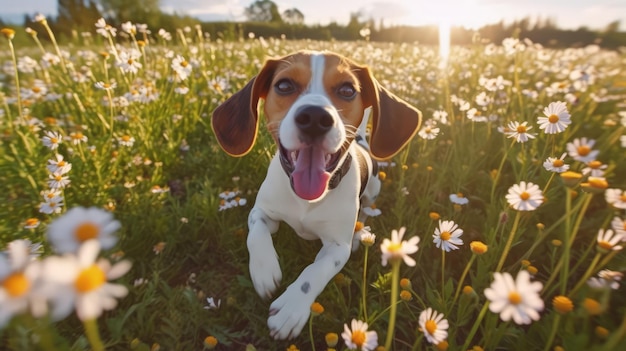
[268,289,311,340]
[249,250,282,299]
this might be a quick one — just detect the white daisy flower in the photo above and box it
[116,49,142,74]
[0,240,47,328]
[47,154,72,175]
[118,135,135,147]
[611,217,626,240]
[47,173,71,189]
[505,121,536,143]
[566,137,599,163]
[46,207,121,254]
[596,229,623,251]
[418,307,449,344]
[171,55,193,81]
[484,270,544,325]
[39,197,64,214]
[42,240,131,321]
[605,188,626,210]
[582,160,608,177]
[67,131,88,145]
[42,130,63,150]
[505,181,543,211]
[380,227,420,267]
[418,124,440,140]
[95,17,116,37]
[537,101,571,134]
[588,270,623,290]
[433,220,464,251]
[94,81,117,90]
[543,153,569,173]
[203,297,221,310]
[341,319,378,351]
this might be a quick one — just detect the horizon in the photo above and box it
[0,0,624,31]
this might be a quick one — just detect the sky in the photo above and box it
[1,0,625,30]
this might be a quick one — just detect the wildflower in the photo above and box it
[47,173,71,189]
[47,154,72,175]
[67,131,88,145]
[42,130,63,150]
[436,340,449,351]
[95,18,116,37]
[433,220,464,251]
[358,226,376,247]
[171,55,193,81]
[116,49,142,74]
[611,217,626,239]
[567,137,599,163]
[400,290,412,301]
[203,336,218,349]
[204,297,221,310]
[380,227,420,266]
[418,124,440,140]
[39,196,64,214]
[310,302,324,316]
[118,134,135,147]
[121,21,136,35]
[47,206,120,254]
[582,298,602,315]
[341,319,378,351]
[470,241,488,255]
[418,307,449,344]
[429,212,441,220]
[543,153,569,173]
[506,181,543,211]
[484,270,544,325]
[0,240,47,328]
[595,326,610,339]
[537,101,571,134]
[94,81,117,90]
[605,188,626,209]
[581,176,609,193]
[505,121,536,143]
[449,193,469,205]
[1,28,16,39]
[560,171,583,187]
[42,239,131,321]
[325,332,339,347]
[24,218,40,229]
[153,242,166,254]
[582,160,607,177]
[552,295,573,314]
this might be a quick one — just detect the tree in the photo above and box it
[56,0,102,36]
[245,0,283,23]
[282,8,304,25]
[96,0,160,24]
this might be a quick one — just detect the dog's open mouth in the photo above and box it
[279,143,342,201]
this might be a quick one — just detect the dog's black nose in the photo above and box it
[295,106,334,137]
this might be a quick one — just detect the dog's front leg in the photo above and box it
[247,207,282,299]
[268,239,351,339]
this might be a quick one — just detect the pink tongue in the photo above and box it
[292,146,330,200]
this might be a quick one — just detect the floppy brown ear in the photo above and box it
[211,60,279,156]
[356,67,422,160]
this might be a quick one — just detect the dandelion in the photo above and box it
[505,121,536,143]
[47,154,72,175]
[567,137,599,163]
[42,130,63,150]
[605,188,626,209]
[42,239,131,321]
[418,307,449,344]
[484,270,544,325]
[505,181,543,211]
[0,240,47,328]
[46,206,121,254]
[543,153,569,173]
[380,227,420,267]
[537,101,571,134]
[341,319,378,351]
[433,220,463,251]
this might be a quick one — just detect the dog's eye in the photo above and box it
[274,79,296,95]
[337,83,357,100]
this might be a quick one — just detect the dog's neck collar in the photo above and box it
[279,150,352,191]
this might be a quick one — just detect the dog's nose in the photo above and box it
[295,106,333,137]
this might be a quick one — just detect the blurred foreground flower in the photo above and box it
[47,207,120,253]
[380,227,419,266]
[484,270,544,325]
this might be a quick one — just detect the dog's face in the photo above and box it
[212,50,422,200]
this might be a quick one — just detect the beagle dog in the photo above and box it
[212,51,421,339]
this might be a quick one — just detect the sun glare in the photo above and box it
[438,21,451,67]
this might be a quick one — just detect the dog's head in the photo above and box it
[212,50,421,200]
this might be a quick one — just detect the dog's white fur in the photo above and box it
[212,51,421,339]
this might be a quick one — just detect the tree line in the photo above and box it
[3,0,625,48]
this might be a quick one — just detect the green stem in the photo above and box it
[461,301,490,350]
[308,315,316,351]
[495,211,522,272]
[384,260,401,350]
[452,255,477,308]
[542,314,561,351]
[83,318,105,351]
[569,252,601,297]
[361,246,369,321]
[560,189,573,295]
[490,139,516,203]
[7,38,23,121]
[441,249,446,303]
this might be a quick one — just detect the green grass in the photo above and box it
[1,21,625,350]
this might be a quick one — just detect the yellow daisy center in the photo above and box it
[351,330,366,347]
[520,191,530,201]
[75,222,100,242]
[508,291,522,305]
[3,272,30,297]
[57,160,66,167]
[50,137,58,144]
[75,265,106,293]
[25,218,39,226]
[32,86,41,93]
[552,159,564,167]
[548,114,559,123]
[127,59,133,65]
[387,242,403,253]
[440,231,451,241]
[577,145,591,156]
[121,135,131,142]
[425,319,438,335]
[620,194,626,202]
[588,160,602,169]
[516,125,527,133]
[180,60,189,67]
[72,132,84,139]
[54,175,63,181]
[597,240,613,250]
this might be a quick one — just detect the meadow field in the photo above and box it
[1,19,625,350]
